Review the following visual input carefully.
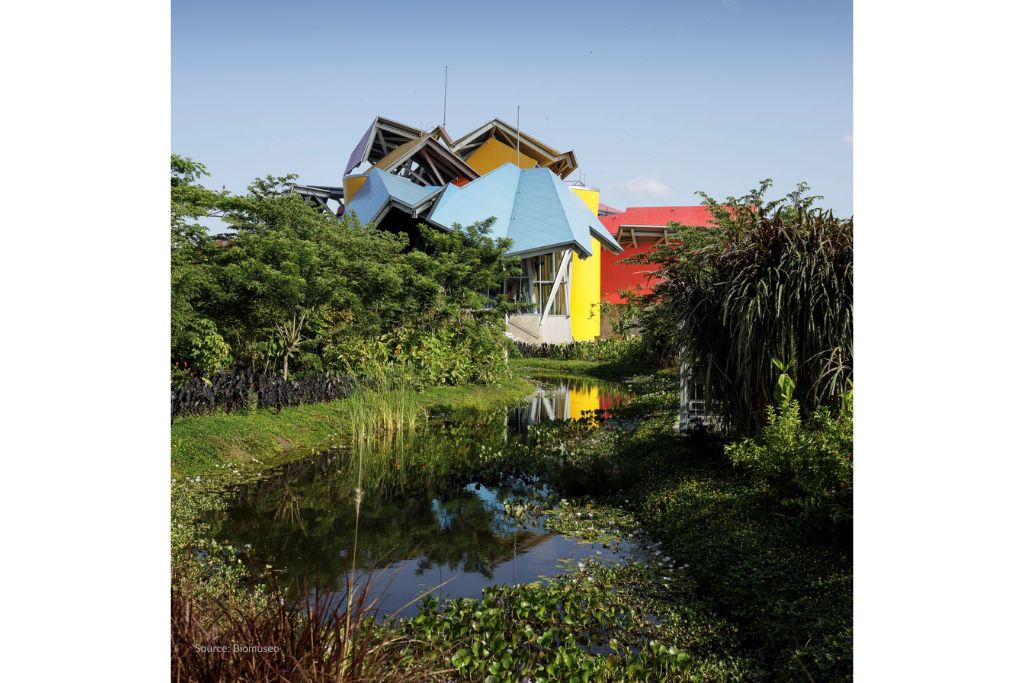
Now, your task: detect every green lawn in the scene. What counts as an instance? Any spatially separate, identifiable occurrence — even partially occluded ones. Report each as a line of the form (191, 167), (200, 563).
(510, 356), (658, 382)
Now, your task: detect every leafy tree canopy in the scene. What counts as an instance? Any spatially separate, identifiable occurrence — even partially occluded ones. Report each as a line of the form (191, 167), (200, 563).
(170, 156), (519, 383)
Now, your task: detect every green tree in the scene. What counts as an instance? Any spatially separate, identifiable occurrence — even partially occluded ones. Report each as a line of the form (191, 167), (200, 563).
(171, 155), (522, 384)
(171, 155), (230, 373)
(208, 175), (414, 378)
(409, 219), (524, 328)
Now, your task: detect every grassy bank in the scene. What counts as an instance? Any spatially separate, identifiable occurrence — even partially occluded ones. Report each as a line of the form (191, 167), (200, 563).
(510, 356), (659, 383)
(171, 374), (533, 480)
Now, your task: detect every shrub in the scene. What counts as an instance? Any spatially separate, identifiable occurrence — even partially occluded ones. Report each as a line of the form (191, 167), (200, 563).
(513, 338), (648, 363)
(171, 156), (521, 388)
(725, 396), (853, 530)
(188, 319), (233, 375)
(325, 320), (510, 390)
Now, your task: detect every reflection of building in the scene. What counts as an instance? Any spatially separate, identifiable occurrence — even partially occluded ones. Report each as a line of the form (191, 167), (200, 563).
(305, 116), (624, 344)
(508, 378), (628, 431)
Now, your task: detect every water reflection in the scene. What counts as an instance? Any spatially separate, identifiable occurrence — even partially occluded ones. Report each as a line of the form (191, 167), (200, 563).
(209, 376), (634, 616)
(509, 376), (632, 432)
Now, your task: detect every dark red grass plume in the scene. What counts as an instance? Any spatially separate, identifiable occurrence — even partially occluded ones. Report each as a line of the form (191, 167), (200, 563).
(171, 573), (430, 682)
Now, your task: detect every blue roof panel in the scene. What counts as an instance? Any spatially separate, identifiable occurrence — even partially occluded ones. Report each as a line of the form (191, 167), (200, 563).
(377, 170), (440, 208)
(507, 168), (576, 255)
(428, 163), (519, 237)
(427, 163), (621, 257)
(344, 169), (440, 225)
(550, 176), (621, 253)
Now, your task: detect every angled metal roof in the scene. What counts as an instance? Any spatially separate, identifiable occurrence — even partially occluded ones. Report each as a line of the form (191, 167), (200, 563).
(371, 134), (479, 186)
(451, 119), (579, 179)
(426, 163), (621, 257)
(342, 168), (440, 225)
(344, 116), (427, 176)
(292, 184), (344, 215)
(428, 125), (454, 147)
(598, 205), (718, 248)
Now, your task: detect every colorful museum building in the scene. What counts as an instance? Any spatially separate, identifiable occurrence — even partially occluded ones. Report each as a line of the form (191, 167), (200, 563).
(311, 115), (716, 344)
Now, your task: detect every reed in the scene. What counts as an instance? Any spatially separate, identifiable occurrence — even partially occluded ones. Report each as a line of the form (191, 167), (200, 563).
(643, 204), (853, 433)
(345, 378), (426, 441)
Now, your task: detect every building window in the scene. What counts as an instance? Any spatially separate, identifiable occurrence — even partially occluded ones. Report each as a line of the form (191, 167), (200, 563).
(505, 250), (569, 315)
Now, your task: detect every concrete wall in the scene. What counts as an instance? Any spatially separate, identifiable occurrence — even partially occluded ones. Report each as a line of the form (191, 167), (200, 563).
(505, 313), (573, 345)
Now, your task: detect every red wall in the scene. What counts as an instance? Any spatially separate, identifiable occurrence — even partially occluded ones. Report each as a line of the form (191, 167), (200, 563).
(599, 206), (717, 304)
(600, 243), (661, 304)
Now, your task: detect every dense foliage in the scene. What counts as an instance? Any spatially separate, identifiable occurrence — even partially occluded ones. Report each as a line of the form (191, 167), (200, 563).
(171, 154), (522, 388)
(603, 374), (852, 681)
(726, 394), (853, 534)
(636, 180), (853, 432)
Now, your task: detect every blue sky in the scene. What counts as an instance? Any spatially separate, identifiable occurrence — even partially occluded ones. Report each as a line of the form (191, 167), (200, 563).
(173, 0), (851, 215)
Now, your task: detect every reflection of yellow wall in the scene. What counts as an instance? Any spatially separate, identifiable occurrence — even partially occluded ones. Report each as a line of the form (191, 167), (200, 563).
(568, 384), (600, 419)
(570, 186), (601, 341)
(465, 137), (538, 175)
(343, 174), (367, 203)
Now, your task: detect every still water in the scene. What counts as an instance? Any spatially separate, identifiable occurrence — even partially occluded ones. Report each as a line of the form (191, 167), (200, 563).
(209, 376), (633, 617)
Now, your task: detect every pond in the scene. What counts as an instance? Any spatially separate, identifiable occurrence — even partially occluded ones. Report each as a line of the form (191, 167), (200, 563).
(208, 375), (635, 617)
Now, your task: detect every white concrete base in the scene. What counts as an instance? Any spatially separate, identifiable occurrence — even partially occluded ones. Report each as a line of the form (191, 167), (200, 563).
(505, 314), (574, 344)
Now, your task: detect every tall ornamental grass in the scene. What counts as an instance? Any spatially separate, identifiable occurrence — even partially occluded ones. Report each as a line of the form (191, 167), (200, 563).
(641, 183), (853, 433)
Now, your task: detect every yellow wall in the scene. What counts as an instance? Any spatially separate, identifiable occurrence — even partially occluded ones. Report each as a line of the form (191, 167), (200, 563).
(343, 174), (368, 203)
(569, 187), (601, 341)
(465, 137), (538, 175)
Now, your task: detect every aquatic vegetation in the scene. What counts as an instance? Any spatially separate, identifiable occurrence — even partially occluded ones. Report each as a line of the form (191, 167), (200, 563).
(345, 379), (426, 439)
(544, 499), (639, 550)
(398, 559), (751, 682)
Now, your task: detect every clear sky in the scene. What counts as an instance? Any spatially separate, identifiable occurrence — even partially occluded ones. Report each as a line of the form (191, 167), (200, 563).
(173, 0), (852, 215)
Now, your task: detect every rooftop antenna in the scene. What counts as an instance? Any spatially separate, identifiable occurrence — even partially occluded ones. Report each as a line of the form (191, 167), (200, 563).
(516, 105), (521, 166)
(442, 66), (448, 128)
